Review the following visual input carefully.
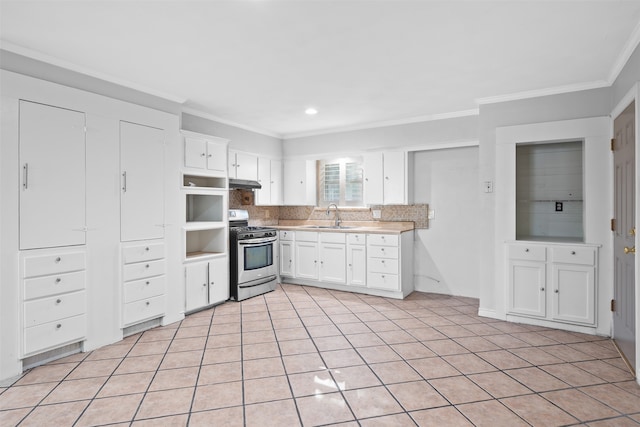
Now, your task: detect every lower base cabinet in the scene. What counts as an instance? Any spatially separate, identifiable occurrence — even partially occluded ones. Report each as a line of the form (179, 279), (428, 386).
(185, 256), (229, 312)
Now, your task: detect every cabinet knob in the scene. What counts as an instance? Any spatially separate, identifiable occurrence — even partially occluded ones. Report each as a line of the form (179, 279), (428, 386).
(55, 257), (62, 262)
(385, 177), (389, 180)
(381, 260), (385, 264)
(201, 153), (206, 157)
(540, 287), (545, 291)
(208, 154), (212, 157)
(145, 247), (150, 251)
(525, 249), (529, 253)
(348, 263), (352, 267)
(146, 281), (150, 285)
(55, 278), (62, 284)
(554, 289), (559, 293)
(146, 301), (150, 306)
(56, 299), (62, 304)
(56, 324), (62, 329)
(210, 282), (214, 285)
(145, 264), (150, 268)
(571, 251), (576, 255)
(203, 283), (207, 287)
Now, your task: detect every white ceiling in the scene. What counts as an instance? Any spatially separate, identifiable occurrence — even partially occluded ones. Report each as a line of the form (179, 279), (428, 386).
(1, 1), (640, 139)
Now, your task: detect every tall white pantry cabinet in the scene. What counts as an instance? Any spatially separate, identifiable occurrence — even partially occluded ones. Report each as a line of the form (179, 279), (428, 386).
(0, 70), (183, 383)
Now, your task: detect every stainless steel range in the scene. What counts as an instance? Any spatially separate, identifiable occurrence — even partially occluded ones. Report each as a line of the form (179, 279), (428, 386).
(229, 209), (278, 301)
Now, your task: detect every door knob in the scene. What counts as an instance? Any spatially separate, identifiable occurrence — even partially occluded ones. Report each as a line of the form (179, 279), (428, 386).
(624, 246), (636, 254)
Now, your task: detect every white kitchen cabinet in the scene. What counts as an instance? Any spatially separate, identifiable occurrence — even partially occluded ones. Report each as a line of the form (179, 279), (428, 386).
(367, 234), (401, 291)
(319, 233), (346, 284)
(120, 121), (165, 242)
(183, 132), (228, 176)
(229, 150), (258, 181)
(507, 242), (597, 327)
(122, 240), (165, 327)
(21, 248), (87, 356)
(363, 151), (411, 205)
(256, 157), (283, 205)
(295, 239), (319, 280)
(346, 234), (366, 287)
(19, 101), (86, 250)
(185, 256), (228, 312)
(279, 231), (295, 278)
(283, 159), (316, 205)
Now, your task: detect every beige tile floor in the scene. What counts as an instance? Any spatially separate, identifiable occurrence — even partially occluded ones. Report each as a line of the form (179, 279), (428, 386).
(1, 284), (639, 426)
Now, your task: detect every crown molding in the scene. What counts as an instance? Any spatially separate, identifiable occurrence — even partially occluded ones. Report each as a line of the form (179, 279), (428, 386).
(608, 19), (640, 84)
(475, 80), (610, 106)
(1, 41), (188, 104)
(283, 109), (480, 140)
(181, 107), (282, 139)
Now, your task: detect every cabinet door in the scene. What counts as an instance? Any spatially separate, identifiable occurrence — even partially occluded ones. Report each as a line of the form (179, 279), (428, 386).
(551, 264), (595, 325)
(320, 243), (346, 284)
(184, 137), (206, 169)
(256, 157), (272, 205)
(508, 260), (546, 317)
(383, 151), (406, 205)
(363, 152), (383, 205)
(206, 141), (227, 174)
(209, 257), (229, 305)
(235, 152), (258, 181)
(283, 159), (316, 205)
(280, 241), (295, 277)
(120, 121), (165, 242)
(228, 151), (237, 178)
(19, 101), (86, 249)
(185, 262), (209, 312)
(347, 244), (366, 287)
(295, 242), (318, 279)
(270, 159), (283, 205)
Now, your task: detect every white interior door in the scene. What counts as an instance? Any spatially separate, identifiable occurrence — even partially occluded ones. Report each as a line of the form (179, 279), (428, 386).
(613, 100), (636, 372)
(19, 101), (86, 249)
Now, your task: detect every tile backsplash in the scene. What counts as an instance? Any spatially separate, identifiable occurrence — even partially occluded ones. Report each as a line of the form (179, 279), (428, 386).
(229, 189), (429, 228)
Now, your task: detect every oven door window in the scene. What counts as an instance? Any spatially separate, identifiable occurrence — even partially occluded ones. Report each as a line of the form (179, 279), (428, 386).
(244, 243), (273, 270)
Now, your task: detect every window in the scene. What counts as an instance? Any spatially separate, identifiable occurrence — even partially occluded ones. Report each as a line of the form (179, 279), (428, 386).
(317, 157), (363, 207)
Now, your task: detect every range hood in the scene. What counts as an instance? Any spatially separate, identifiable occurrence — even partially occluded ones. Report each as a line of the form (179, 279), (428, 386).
(229, 178), (262, 190)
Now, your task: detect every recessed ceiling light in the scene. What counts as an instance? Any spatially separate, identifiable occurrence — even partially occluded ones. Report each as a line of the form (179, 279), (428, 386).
(305, 107), (318, 115)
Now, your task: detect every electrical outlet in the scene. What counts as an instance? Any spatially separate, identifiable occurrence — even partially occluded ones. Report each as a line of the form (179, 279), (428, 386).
(372, 209), (381, 219)
(428, 209), (435, 220)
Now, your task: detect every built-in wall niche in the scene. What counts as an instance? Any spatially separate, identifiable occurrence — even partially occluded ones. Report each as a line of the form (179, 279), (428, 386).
(185, 228), (226, 260)
(516, 140), (584, 242)
(186, 194), (224, 223)
(182, 174), (226, 190)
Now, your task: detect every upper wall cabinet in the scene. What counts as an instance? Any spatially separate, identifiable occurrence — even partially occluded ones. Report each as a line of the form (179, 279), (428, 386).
(256, 157), (283, 206)
(19, 101), (86, 250)
(363, 151), (412, 205)
(120, 121), (165, 242)
(183, 131), (228, 177)
(283, 159), (316, 205)
(229, 150), (258, 181)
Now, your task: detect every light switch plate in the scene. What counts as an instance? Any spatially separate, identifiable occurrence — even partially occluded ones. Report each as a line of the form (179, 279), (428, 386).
(428, 209), (435, 220)
(372, 209), (381, 219)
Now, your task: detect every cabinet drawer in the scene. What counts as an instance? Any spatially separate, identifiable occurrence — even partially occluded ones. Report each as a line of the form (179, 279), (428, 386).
(24, 290), (86, 327)
(368, 258), (399, 274)
(279, 230), (294, 241)
(508, 244), (546, 262)
(367, 234), (398, 247)
(123, 295), (165, 326)
(123, 242), (164, 264)
(123, 259), (165, 282)
(367, 272), (399, 291)
(552, 246), (596, 265)
(296, 231), (318, 242)
(24, 314), (86, 356)
(24, 271), (85, 300)
(347, 233), (366, 245)
(124, 276), (165, 303)
(24, 251), (85, 278)
(320, 232), (346, 244)
(367, 246), (399, 259)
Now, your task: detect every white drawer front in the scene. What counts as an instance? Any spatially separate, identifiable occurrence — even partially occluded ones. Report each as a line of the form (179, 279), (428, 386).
(123, 259), (165, 282)
(24, 291), (86, 327)
(320, 232), (346, 244)
(24, 252), (85, 278)
(24, 314), (86, 356)
(368, 258), (399, 274)
(124, 295), (165, 326)
(367, 246), (399, 259)
(367, 272), (399, 291)
(367, 234), (398, 247)
(279, 230), (294, 241)
(123, 242), (165, 264)
(24, 271), (86, 300)
(347, 233), (366, 245)
(552, 246), (596, 265)
(508, 244), (546, 262)
(295, 231), (318, 242)
(124, 276), (165, 303)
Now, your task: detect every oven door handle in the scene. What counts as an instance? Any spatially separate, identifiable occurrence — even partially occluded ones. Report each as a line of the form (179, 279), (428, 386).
(238, 237), (277, 245)
(238, 275), (277, 288)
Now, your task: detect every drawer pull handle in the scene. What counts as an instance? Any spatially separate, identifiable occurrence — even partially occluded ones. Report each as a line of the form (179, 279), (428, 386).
(56, 299), (62, 304)
(624, 246), (636, 254)
(571, 251), (576, 255)
(145, 264), (150, 268)
(146, 301), (150, 306)
(56, 324), (62, 329)
(381, 260), (385, 263)
(145, 247), (150, 251)
(525, 249), (529, 253)
(146, 281), (150, 285)
(55, 257), (62, 262)
(55, 278), (61, 284)
(381, 275), (385, 278)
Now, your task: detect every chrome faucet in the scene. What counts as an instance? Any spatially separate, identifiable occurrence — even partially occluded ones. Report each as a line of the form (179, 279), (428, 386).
(326, 203), (341, 227)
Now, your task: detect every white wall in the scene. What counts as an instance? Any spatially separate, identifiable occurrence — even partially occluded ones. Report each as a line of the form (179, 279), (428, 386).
(413, 147), (481, 297)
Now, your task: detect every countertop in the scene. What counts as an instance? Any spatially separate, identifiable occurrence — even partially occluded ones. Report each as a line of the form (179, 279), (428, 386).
(274, 220), (415, 234)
